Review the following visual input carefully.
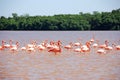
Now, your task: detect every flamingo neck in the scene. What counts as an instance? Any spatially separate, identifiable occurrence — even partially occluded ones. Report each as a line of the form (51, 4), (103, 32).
(105, 40), (109, 47)
(16, 42), (19, 47)
(9, 40), (13, 47)
(2, 40), (4, 46)
(86, 42), (91, 51)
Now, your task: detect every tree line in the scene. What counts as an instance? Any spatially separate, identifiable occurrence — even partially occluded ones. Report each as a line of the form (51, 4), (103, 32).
(0, 8), (120, 30)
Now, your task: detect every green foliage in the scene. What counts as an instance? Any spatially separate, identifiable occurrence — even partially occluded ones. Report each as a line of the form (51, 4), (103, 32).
(0, 9), (120, 30)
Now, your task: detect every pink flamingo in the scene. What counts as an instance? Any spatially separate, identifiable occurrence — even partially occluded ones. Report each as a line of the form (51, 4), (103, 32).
(48, 40), (62, 55)
(112, 40), (120, 50)
(81, 41), (91, 53)
(9, 41), (19, 53)
(115, 40), (120, 50)
(46, 41), (55, 49)
(0, 40), (5, 50)
(96, 40), (113, 54)
(104, 40), (113, 50)
(112, 43), (120, 50)
(99, 40), (107, 49)
(115, 45), (120, 50)
(98, 40), (111, 49)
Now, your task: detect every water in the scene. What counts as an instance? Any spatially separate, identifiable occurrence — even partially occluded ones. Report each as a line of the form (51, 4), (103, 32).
(0, 31), (120, 80)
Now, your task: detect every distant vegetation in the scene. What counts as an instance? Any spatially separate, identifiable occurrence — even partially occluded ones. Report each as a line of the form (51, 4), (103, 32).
(0, 9), (120, 30)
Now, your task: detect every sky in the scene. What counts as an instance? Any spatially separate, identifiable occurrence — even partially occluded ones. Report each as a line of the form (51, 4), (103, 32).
(0, 0), (120, 17)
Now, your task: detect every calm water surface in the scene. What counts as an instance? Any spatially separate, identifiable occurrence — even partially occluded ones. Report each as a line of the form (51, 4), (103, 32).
(0, 31), (120, 80)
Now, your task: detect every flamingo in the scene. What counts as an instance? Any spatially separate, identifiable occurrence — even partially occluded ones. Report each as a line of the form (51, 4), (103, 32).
(37, 40), (50, 51)
(81, 45), (90, 52)
(90, 32), (95, 43)
(90, 38), (94, 43)
(0, 40), (5, 50)
(9, 41), (19, 53)
(74, 38), (82, 46)
(115, 40), (120, 50)
(27, 44), (34, 48)
(112, 40), (120, 50)
(10, 45), (18, 53)
(97, 49), (106, 54)
(0, 46), (3, 50)
(74, 42), (81, 46)
(46, 41), (55, 49)
(115, 45), (120, 50)
(21, 43), (26, 51)
(48, 40), (62, 55)
(98, 40), (112, 49)
(40, 40), (48, 47)
(48, 45), (61, 55)
(9, 40), (13, 48)
(74, 48), (82, 52)
(64, 42), (73, 50)
(26, 42), (36, 53)
(4, 42), (10, 48)
(92, 40), (99, 48)
(27, 47), (35, 53)
(81, 41), (91, 53)
(74, 41), (82, 53)
(21, 47), (26, 51)
(37, 44), (46, 51)
(112, 43), (120, 50)
(46, 43), (53, 49)
(97, 40), (113, 54)
(105, 46), (113, 50)
(99, 44), (106, 48)
(104, 40), (113, 50)
(93, 43), (98, 48)
(3, 40), (15, 48)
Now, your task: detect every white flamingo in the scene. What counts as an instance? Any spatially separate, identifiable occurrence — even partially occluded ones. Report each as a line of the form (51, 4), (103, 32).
(27, 47), (35, 53)
(21, 47), (26, 51)
(74, 42), (81, 46)
(37, 44), (46, 51)
(92, 40), (99, 48)
(64, 42), (73, 50)
(93, 43), (98, 48)
(10, 45), (18, 53)
(74, 48), (82, 52)
(97, 49), (106, 54)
